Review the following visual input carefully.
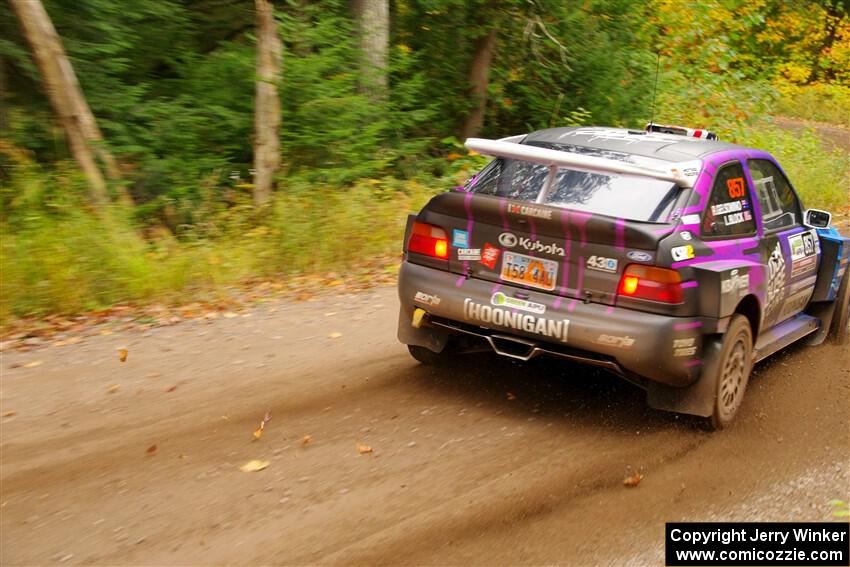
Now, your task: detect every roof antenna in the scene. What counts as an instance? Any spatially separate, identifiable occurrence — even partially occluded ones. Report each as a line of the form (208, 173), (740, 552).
(648, 52), (661, 130)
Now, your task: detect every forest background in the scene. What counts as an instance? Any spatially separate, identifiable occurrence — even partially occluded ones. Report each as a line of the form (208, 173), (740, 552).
(1, 0), (848, 327)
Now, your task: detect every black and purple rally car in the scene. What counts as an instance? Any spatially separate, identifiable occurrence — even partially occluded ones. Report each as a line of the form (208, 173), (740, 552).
(397, 125), (850, 428)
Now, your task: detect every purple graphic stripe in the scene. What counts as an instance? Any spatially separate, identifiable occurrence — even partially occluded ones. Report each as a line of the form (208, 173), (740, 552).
(674, 321), (703, 330)
(681, 281), (699, 289)
(615, 218), (625, 251)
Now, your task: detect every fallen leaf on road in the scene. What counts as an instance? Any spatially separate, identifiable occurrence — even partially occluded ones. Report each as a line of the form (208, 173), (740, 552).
(22, 360), (43, 369)
(240, 460), (270, 472)
(324, 312), (337, 317)
(301, 435), (313, 446)
(357, 444), (373, 454)
(253, 410), (272, 440)
(107, 384), (121, 394)
(3, 411), (16, 418)
(223, 312), (238, 319)
(100, 329), (113, 336)
(623, 473), (643, 487)
(506, 392), (516, 401)
(118, 348), (128, 362)
(146, 444), (157, 455)
(165, 385), (178, 392)
(328, 332), (343, 339)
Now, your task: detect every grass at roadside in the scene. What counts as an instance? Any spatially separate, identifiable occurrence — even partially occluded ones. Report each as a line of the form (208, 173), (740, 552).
(0, 172), (440, 326)
(773, 83), (850, 127)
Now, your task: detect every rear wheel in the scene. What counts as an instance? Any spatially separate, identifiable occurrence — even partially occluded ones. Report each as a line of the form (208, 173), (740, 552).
(706, 315), (753, 430)
(828, 265), (850, 345)
(407, 344), (450, 366)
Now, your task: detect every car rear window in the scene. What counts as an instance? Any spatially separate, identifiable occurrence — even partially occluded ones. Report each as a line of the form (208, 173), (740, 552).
(467, 143), (681, 222)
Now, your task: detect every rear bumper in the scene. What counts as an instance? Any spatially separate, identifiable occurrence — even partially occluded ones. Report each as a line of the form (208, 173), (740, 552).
(398, 261), (713, 387)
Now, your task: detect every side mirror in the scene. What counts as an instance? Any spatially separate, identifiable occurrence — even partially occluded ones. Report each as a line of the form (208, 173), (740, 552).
(803, 209), (832, 229)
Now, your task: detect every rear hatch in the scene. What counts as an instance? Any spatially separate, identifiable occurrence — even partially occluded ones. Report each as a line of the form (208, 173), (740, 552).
(417, 154), (683, 306)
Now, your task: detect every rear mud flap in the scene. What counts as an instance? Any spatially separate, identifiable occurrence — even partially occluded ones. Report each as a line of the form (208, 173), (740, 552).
(397, 305), (449, 353)
(646, 339), (720, 418)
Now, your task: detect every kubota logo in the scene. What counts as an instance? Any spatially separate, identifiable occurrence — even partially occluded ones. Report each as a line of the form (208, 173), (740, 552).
(498, 232), (518, 247)
(499, 232), (565, 257)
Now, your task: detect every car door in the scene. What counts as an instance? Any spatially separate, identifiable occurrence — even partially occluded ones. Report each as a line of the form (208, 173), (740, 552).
(746, 158), (819, 330)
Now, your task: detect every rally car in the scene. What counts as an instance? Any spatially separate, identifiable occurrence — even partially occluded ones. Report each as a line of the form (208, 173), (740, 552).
(397, 125), (850, 429)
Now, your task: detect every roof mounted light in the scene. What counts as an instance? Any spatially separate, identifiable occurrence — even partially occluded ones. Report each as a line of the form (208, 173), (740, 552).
(645, 122), (718, 141)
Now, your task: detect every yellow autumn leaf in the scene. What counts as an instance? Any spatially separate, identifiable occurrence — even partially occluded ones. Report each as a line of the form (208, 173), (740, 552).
(240, 460), (270, 472)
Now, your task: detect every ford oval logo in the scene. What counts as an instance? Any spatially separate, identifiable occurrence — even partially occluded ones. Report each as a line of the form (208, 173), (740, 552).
(627, 250), (653, 262)
(499, 232), (518, 247)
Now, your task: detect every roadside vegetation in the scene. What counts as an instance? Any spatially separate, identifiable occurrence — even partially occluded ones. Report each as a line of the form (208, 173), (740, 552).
(1, 0), (848, 327)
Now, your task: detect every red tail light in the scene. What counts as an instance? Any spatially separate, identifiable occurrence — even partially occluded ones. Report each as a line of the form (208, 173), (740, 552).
(617, 264), (683, 304)
(408, 222), (449, 259)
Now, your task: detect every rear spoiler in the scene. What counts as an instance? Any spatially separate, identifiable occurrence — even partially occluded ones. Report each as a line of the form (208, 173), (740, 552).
(465, 137), (700, 190)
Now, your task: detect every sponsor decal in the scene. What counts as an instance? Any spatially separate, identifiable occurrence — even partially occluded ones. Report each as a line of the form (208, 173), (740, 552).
(507, 203), (553, 220)
(671, 245), (694, 262)
(673, 337), (696, 357)
(789, 230), (818, 277)
(452, 229), (469, 248)
(721, 269), (749, 298)
(764, 242), (786, 319)
(463, 298), (569, 342)
(499, 232), (566, 257)
(743, 210), (752, 221)
(682, 167), (700, 177)
(498, 232), (518, 247)
(414, 291), (441, 307)
(491, 291), (546, 314)
(791, 255), (817, 278)
(596, 334), (634, 348)
(627, 250), (653, 262)
(479, 243), (501, 269)
(726, 177), (746, 198)
(680, 231), (692, 241)
(586, 255), (619, 273)
(458, 248), (481, 261)
(681, 214), (701, 225)
(711, 200), (743, 216)
(788, 233), (806, 260)
(723, 212), (746, 226)
(803, 232), (815, 255)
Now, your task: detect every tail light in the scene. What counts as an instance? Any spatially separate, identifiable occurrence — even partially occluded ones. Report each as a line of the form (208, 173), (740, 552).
(617, 264), (683, 304)
(408, 221), (449, 259)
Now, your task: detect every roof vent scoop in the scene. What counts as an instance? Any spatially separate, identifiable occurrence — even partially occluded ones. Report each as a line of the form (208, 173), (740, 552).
(645, 122), (718, 141)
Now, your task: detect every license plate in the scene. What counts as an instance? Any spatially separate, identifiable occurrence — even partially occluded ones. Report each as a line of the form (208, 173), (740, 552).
(500, 252), (557, 291)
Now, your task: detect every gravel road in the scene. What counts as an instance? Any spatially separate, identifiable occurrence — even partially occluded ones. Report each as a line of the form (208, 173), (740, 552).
(1, 285), (848, 566)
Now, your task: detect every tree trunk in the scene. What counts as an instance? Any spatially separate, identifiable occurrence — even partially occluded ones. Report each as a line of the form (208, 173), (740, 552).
(9, 0), (119, 206)
(460, 28), (497, 141)
(253, 0), (282, 208)
(352, 0), (389, 101)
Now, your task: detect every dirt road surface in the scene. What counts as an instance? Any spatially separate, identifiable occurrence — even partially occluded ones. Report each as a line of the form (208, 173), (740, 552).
(2, 286), (848, 566)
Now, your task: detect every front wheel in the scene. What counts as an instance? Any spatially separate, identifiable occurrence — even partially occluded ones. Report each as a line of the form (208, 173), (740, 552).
(705, 314), (753, 430)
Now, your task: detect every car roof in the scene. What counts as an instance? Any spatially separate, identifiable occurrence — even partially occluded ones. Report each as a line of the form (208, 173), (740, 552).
(522, 126), (747, 163)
